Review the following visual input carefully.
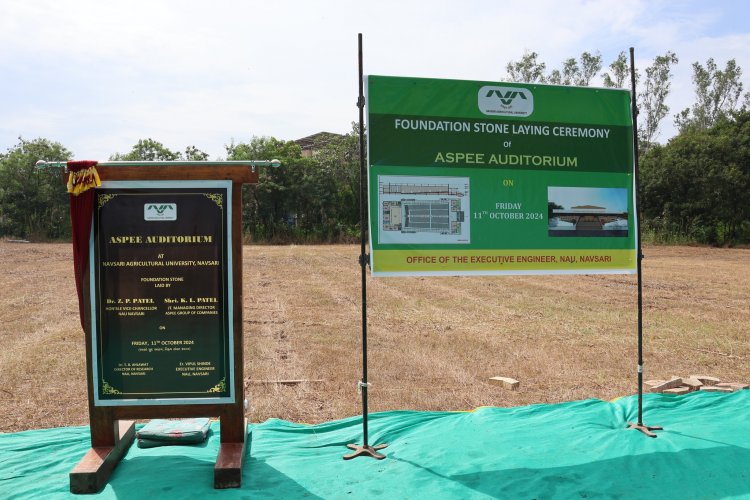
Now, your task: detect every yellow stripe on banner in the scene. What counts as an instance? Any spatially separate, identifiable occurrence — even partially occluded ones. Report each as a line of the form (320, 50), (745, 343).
(373, 249), (636, 274)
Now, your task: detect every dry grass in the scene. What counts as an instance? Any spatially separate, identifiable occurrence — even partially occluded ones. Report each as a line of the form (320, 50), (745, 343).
(1, 243), (748, 432)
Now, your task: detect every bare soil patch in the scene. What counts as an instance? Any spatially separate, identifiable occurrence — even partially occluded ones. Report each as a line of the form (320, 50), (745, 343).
(1, 243), (748, 432)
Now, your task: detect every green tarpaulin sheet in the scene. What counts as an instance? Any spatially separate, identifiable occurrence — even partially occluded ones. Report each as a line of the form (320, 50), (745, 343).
(1, 391), (749, 498)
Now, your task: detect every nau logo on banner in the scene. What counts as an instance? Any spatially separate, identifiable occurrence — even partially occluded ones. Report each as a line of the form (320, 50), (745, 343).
(144, 203), (177, 221)
(478, 86), (534, 117)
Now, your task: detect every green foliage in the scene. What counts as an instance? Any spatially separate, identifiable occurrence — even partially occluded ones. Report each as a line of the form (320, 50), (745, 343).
(602, 51), (633, 89)
(507, 49), (677, 153)
(3, 64), (746, 248)
(506, 50), (602, 86)
(183, 145), (209, 161)
(547, 201), (563, 220)
(0, 131), (364, 245)
(313, 123), (362, 229)
(641, 111), (750, 245)
(547, 52), (602, 87)
(110, 139), (210, 162)
(110, 138), (181, 161)
(0, 138), (73, 240)
(504, 51), (547, 83)
(226, 129), (361, 243)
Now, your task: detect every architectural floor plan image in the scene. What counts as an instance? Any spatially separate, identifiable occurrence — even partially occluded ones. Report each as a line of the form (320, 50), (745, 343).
(377, 175), (470, 244)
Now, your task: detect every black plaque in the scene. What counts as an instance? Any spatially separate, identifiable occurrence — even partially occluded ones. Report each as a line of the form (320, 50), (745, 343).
(92, 183), (233, 404)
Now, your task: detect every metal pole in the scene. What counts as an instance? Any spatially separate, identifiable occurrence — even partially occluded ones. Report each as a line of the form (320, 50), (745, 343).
(629, 47), (644, 425)
(627, 47), (662, 437)
(358, 32), (370, 448)
(35, 160), (281, 171)
(344, 33), (387, 460)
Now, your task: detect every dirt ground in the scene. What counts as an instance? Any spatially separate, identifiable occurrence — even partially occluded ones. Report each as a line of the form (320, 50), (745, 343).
(0, 242), (748, 432)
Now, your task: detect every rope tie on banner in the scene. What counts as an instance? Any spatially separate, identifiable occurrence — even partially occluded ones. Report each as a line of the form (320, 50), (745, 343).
(357, 381), (370, 394)
(67, 164), (101, 195)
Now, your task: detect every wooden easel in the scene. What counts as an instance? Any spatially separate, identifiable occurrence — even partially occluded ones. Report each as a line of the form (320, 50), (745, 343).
(69, 163), (257, 493)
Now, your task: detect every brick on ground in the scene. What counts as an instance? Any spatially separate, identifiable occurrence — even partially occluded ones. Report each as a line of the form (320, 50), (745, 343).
(649, 377), (683, 393)
(645, 379), (666, 389)
(700, 385), (734, 393)
(690, 375), (721, 386)
(681, 377), (703, 391)
(716, 382), (749, 391)
(489, 376), (520, 390)
(663, 387), (691, 395)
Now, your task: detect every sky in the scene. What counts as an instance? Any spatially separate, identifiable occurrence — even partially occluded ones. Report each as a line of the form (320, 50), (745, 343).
(548, 187), (628, 212)
(1, 0), (749, 160)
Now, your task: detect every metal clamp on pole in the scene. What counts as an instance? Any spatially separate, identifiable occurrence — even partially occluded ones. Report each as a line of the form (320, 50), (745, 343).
(358, 253), (370, 268)
(357, 380), (370, 395)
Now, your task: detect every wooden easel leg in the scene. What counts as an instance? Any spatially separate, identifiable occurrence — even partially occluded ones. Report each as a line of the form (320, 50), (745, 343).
(214, 417), (248, 489)
(70, 420), (135, 494)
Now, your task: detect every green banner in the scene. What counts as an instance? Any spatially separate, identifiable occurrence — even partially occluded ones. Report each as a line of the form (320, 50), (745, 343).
(366, 75), (636, 276)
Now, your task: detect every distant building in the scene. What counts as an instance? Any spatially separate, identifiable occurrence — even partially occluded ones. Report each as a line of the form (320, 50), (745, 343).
(295, 132), (343, 157)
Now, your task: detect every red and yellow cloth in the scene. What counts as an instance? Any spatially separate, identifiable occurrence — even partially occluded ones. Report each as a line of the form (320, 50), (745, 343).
(66, 160), (101, 195)
(67, 160), (100, 329)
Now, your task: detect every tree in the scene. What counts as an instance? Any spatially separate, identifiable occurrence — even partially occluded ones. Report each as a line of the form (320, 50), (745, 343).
(505, 51), (547, 83)
(505, 49), (677, 149)
(675, 58), (749, 131)
(312, 123), (362, 231)
(547, 52), (602, 86)
(0, 138), (73, 239)
(638, 51), (679, 150)
(225, 130), (363, 243)
(547, 58), (576, 85)
(547, 201), (564, 220)
(110, 138), (181, 161)
(110, 139), (211, 161)
(183, 146), (210, 161)
(641, 111), (750, 244)
(506, 51), (602, 86)
(602, 51), (633, 89)
(226, 136), (307, 241)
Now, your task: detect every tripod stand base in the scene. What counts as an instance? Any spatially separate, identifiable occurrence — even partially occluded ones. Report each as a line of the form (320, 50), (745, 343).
(627, 421), (663, 438)
(343, 443), (387, 460)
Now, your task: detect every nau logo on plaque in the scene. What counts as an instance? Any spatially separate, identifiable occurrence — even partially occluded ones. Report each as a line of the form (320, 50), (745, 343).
(144, 203), (177, 221)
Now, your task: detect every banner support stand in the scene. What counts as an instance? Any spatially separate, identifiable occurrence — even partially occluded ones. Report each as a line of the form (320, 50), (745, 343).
(345, 33), (387, 460)
(626, 46), (663, 438)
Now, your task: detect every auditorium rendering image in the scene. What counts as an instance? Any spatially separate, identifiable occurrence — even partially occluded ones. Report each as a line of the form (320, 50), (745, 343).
(548, 186), (629, 237)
